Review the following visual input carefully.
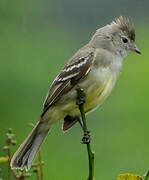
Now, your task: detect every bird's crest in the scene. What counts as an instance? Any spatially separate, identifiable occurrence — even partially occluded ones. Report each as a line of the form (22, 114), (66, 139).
(112, 16), (135, 41)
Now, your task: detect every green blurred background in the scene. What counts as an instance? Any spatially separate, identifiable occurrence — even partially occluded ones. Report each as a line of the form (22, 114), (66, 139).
(0, 0), (149, 179)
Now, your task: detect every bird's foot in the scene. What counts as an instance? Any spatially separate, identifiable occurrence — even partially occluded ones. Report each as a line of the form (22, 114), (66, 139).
(82, 131), (91, 144)
(76, 88), (86, 106)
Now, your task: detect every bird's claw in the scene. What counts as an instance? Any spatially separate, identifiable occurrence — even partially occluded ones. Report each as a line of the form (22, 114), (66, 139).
(76, 88), (86, 106)
(82, 131), (91, 144)
(76, 96), (86, 106)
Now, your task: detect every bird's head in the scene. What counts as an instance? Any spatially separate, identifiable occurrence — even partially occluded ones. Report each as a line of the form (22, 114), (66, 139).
(90, 16), (141, 58)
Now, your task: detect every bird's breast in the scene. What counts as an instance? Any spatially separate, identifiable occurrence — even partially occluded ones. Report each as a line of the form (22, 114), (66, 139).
(82, 67), (118, 112)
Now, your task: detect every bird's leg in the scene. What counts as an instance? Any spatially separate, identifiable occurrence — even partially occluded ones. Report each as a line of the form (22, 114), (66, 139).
(78, 118), (84, 130)
(77, 118), (91, 144)
(76, 87), (95, 180)
(76, 88), (91, 144)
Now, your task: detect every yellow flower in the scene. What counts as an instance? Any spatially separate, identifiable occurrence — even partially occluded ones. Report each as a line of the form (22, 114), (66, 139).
(118, 174), (143, 180)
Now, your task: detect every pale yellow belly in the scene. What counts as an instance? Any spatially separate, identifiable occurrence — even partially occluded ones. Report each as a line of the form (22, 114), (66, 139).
(44, 72), (117, 124)
(43, 65), (118, 124)
(60, 73), (117, 118)
(84, 74), (116, 113)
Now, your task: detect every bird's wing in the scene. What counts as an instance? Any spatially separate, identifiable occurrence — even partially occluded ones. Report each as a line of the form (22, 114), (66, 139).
(41, 51), (94, 117)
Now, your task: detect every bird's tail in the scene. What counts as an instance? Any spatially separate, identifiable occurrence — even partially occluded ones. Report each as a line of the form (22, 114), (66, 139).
(10, 120), (51, 170)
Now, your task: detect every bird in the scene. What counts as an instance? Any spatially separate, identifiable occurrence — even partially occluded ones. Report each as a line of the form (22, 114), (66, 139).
(10, 16), (141, 170)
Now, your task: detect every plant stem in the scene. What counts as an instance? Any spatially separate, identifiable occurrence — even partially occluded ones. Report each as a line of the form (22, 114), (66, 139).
(38, 151), (44, 180)
(7, 146), (11, 180)
(35, 168), (40, 180)
(76, 88), (95, 180)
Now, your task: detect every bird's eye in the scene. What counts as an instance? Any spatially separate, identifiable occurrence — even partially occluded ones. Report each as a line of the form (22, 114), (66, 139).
(122, 37), (128, 43)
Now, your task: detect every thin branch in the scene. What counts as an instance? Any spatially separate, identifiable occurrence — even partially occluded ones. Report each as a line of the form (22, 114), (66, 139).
(5, 128), (14, 180)
(33, 167), (40, 180)
(7, 146), (11, 180)
(38, 150), (44, 180)
(76, 88), (95, 180)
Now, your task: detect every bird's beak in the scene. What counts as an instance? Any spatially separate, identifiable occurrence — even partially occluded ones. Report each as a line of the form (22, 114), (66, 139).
(130, 44), (141, 54)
